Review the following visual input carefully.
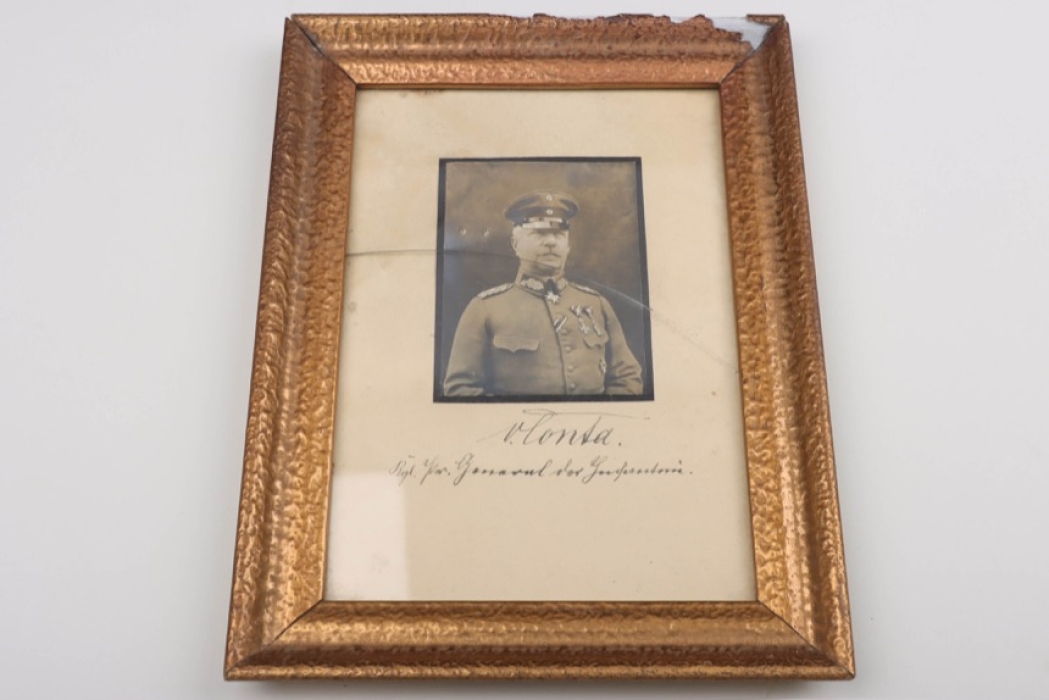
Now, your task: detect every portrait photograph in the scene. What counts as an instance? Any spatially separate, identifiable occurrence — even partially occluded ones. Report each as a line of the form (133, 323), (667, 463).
(435, 158), (654, 402)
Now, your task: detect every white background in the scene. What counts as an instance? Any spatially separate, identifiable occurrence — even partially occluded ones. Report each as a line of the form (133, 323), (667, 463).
(2, 2), (1047, 699)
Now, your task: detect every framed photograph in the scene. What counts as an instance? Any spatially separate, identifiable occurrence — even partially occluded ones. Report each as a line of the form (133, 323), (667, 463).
(225, 14), (854, 680)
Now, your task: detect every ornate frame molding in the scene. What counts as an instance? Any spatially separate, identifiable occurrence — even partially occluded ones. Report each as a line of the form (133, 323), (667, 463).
(225, 14), (853, 680)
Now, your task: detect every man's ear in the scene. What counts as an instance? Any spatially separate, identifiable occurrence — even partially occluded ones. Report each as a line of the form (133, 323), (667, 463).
(509, 228), (519, 253)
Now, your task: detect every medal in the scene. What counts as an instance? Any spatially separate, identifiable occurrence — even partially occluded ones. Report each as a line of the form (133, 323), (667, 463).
(570, 305), (591, 334)
(583, 306), (603, 336)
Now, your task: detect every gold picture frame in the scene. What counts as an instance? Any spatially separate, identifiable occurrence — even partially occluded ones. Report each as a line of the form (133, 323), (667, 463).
(225, 14), (853, 680)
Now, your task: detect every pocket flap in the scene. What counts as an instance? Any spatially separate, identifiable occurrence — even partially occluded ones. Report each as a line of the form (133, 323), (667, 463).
(582, 333), (607, 349)
(493, 334), (540, 353)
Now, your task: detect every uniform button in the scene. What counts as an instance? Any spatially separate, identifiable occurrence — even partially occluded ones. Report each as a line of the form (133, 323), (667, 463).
(569, 383), (577, 390)
(567, 365), (575, 372)
(564, 345), (573, 352)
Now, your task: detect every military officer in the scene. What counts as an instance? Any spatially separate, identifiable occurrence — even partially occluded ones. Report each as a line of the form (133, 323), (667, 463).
(443, 191), (643, 397)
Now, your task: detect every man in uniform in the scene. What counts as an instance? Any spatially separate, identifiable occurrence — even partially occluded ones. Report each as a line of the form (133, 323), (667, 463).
(443, 191), (644, 397)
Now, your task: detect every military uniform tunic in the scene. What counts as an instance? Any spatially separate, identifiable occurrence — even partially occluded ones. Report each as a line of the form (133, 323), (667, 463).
(443, 275), (643, 396)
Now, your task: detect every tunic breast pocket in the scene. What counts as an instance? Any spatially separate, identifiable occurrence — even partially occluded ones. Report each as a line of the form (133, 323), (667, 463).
(492, 334), (540, 353)
(582, 333), (606, 350)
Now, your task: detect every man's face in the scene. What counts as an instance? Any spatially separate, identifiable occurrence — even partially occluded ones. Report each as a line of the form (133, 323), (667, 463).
(511, 226), (571, 275)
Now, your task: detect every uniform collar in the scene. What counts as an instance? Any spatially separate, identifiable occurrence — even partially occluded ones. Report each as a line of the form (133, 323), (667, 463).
(516, 271), (568, 295)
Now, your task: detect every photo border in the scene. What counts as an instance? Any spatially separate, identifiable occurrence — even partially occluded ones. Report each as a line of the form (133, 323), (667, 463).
(433, 156), (655, 403)
(225, 14), (854, 680)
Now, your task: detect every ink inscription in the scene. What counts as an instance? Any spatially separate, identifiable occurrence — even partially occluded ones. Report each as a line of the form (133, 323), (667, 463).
(389, 409), (690, 487)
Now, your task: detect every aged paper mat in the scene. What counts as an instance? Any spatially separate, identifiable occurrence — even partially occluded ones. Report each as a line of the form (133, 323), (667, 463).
(327, 90), (755, 601)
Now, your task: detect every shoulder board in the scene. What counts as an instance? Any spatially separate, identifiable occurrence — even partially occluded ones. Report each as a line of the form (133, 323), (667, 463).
(570, 282), (601, 296)
(477, 283), (513, 299)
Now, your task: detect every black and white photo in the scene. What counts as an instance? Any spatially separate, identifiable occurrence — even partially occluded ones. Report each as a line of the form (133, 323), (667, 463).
(434, 158), (654, 402)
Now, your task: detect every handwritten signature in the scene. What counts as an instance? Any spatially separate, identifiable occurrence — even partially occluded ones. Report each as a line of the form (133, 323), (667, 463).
(492, 408), (630, 447)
